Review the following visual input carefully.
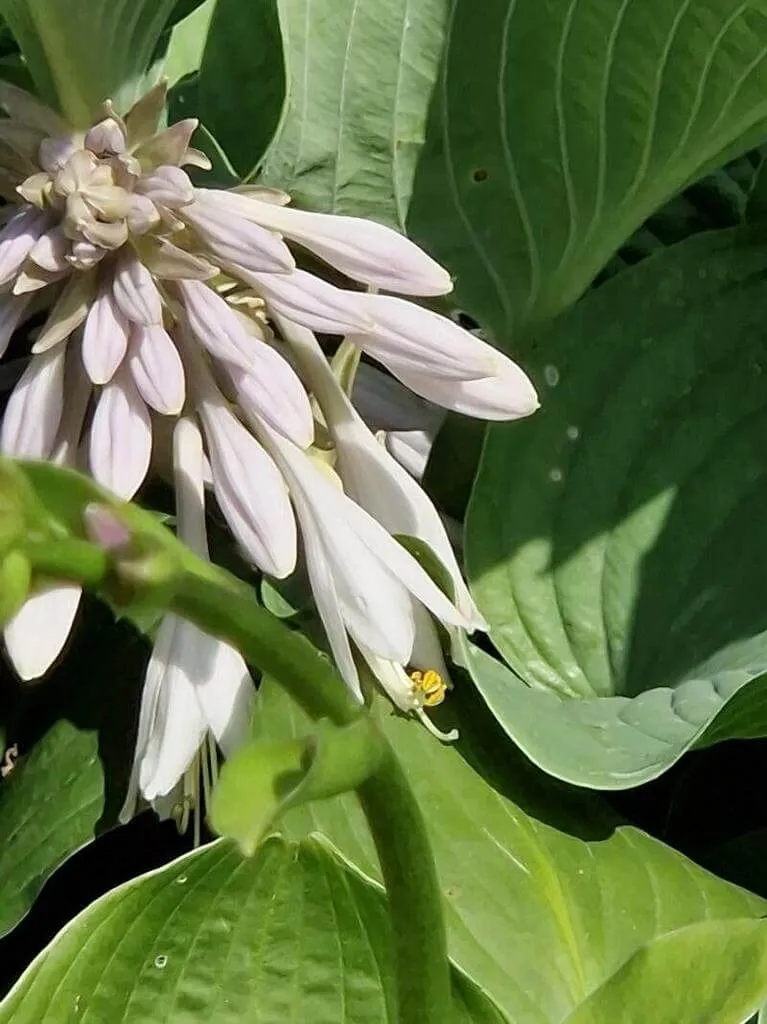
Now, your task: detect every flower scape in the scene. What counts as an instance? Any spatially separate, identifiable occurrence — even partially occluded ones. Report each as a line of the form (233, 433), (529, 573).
(0, 79), (538, 819)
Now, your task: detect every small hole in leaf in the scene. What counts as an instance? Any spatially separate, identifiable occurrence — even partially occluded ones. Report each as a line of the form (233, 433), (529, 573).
(472, 168), (488, 183)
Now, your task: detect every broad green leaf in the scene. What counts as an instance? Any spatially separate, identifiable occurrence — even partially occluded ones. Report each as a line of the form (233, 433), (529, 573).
(563, 920), (767, 1024)
(196, 0), (284, 178)
(408, 0), (767, 342)
(255, 680), (767, 1024)
(160, 0), (216, 88)
(466, 227), (767, 788)
(0, 0), (178, 124)
(0, 603), (145, 937)
(254, 0), (452, 228)
(0, 836), (504, 1023)
(210, 716), (385, 855)
(0, 721), (101, 939)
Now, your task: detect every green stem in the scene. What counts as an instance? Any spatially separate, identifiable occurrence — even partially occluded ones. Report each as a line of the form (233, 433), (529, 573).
(358, 745), (453, 1024)
(170, 569), (360, 727)
(25, 537), (110, 586)
(24, 531), (451, 1024)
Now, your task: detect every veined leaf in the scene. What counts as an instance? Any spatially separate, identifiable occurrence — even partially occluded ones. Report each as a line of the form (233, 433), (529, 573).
(0, 603), (146, 937)
(254, 0), (453, 228)
(0, 836), (504, 1023)
(466, 227), (767, 787)
(409, 0), (767, 342)
(256, 680), (767, 1024)
(0, 0), (178, 123)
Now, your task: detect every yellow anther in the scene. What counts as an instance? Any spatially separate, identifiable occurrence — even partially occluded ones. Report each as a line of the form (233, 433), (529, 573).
(410, 668), (447, 708)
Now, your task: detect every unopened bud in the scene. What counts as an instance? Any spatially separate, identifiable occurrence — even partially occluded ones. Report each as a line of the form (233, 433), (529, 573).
(83, 503), (131, 550)
(84, 117), (126, 156)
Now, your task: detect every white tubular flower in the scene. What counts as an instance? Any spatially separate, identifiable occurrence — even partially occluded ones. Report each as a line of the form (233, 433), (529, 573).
(121, 418), (254, 825)
(1, 345), (65, 457)
(201, 189), (452, 296)
(282, 319), (485, 630)
(128, 324), (185, 415)
(0, 206), (49, 285)
(81, 283), (129, 384)
(4, 584), (81, 681)
(0, 81), (539, 743)
(0, 292), (32, 359)
(111, 251), (163, 325)
(181, 195), (295, 275)
(3, 352), (89, 682)
(89, 367), (152, 499)
(347, 293), (539, 420)
(244, 269), (374, 336)
(183, 337), (297, 578)
(351, 361), (445, 481)
(260, 420), (471, 700)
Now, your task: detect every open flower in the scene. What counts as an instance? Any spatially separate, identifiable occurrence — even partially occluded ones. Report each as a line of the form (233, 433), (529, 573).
(0, 79), (538, 756)
(120, 418), (254, 827)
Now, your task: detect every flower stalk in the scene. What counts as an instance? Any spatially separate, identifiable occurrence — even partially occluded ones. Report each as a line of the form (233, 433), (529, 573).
(6, 455), (452, 1024)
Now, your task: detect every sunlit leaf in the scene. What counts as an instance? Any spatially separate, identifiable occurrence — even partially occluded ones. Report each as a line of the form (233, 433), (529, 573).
(256, 680), (767, 1023)
(409, 0), (767, 341)
(466, 227), (767, 787)
(0, 0), (178, 123)
(0, 836), (504, 1023)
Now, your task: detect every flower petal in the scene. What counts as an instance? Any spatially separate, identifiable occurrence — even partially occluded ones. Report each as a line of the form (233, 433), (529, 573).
(247, 269), (373, 335)
(0, 291), (31, 359)
(29, 226), (69, 272)
(4, 584), (81, 681)
(89, 368), (152, 498)
(129, 324), (185, 415)
(283, 319), (484, 626)
(200, 398), (296, 578)
(31, 270), (96, 354)
(183, 195), (294, 274)
(192, 638), (254, 755)
(176, 278), (253, 370)
(135, 165), (194, 208)
(111, 251), (163, 325)
(298, 508), (363, 700)
(352, 294), (497, 381)
(173, 415), (209, 555)
(81, 285), (129, 384)
(136, 616), (208, 801)
(1, 345), (65, 457)
(390, 362), (540, 420)
(207, 190), (452, 296)
(0, 205), (49, 285)
(264, 428), (419, 663)
(231, 349), (314, 449)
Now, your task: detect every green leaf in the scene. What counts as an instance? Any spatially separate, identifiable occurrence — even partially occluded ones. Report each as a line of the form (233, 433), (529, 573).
(255, 0), (452, 228)
(210, 715), (385, 855)
(0, 721), (101, 939)
(466, 227), (767, 788)
(0, 603), (146, 937)
(408, 0), (767, 342)
(562, 920), (767, 1024)
(196, 0), (284, 178)
(254, 680), (767, 1024)
(160, 0), (216, 89)
(0, 0), (178, 124)
(0, 836), (504, 1023)
(423, 413), (486, 522)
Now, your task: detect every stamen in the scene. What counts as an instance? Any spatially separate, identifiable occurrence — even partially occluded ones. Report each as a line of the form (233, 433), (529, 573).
(170, 734), (221, 846)
(409, 668), (457, 741)
(410, 668), (447, 707)
(415, 707), (458, 743)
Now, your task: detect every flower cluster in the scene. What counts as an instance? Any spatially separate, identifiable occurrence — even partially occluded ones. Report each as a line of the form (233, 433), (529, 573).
(0, 80), (538, 817)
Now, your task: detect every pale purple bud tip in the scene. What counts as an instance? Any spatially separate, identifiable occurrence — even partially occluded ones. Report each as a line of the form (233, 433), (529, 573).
(83, 503), (132, 550)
